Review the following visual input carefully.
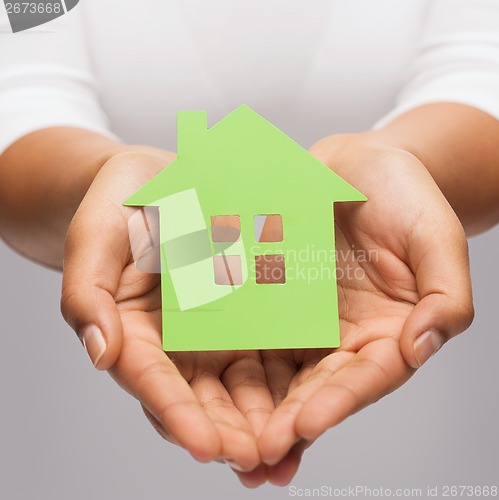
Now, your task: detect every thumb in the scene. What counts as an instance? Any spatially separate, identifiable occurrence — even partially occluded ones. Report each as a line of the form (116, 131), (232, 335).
(61, 151), (172, 370)
(400, 212), (474, 369)
(61, 198), (129, 370)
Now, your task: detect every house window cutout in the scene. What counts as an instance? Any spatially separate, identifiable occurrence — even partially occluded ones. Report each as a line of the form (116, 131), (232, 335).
(214, 255), (243, 286)
(255, 254), (285, 284)
(211, 215), (240, 242)
(254, 214), (283, 242)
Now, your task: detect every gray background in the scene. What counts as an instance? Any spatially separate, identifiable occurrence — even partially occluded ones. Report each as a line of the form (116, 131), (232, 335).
(0, 228), (498, 500)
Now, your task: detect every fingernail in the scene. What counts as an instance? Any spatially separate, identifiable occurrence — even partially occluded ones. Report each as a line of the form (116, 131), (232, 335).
(263, 456), (281, 466)
(223, 459), (246, 472)
(81, 325), (106, 368)
(413, 330), (444, 367)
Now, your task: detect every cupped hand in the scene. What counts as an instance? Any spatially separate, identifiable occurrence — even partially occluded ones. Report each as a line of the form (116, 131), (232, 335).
(59, 133), (474, 489)
(60, 150), (279, 474)
(255, 132), (474, 483)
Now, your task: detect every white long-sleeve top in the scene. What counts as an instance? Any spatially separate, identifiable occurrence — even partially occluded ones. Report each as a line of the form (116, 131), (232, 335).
(1, 0), (499, 153)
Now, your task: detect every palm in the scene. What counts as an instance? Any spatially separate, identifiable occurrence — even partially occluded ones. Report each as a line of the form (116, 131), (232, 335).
(255, 139), (472, 483)
(63, 153), (273, 474)
(108, 145), (455, 486)
(63, 142), (472, 488)
(255, 222), (416, 473)
(89, 179), (421, 486)
(102, 257), (300, 485)
(110, 261), (272, 472)
(111, 261), (328, 486)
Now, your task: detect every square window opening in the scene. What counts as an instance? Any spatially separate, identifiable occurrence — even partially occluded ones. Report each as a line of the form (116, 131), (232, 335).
(213, 255), (242, 286)
(211, 215), (240, 242)
(255, 254), (285, 284)
(254, 214), (283, 242)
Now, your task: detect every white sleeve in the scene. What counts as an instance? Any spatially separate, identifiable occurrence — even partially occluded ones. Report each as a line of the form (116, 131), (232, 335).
(374, 0), (499, 128)
(0, 6), (117, 154)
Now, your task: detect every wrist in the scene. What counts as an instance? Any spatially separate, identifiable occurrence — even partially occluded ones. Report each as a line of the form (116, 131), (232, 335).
(310, 130), (427, 181)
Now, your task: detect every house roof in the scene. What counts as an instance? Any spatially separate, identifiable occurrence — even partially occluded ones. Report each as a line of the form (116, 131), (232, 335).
(124, 105), (366, 208)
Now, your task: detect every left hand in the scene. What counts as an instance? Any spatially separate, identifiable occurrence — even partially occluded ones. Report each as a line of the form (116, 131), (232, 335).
(236, 132), (474, 486)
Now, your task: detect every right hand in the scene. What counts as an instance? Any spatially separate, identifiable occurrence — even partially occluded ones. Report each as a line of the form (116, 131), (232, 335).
(60, 150), (277, 476)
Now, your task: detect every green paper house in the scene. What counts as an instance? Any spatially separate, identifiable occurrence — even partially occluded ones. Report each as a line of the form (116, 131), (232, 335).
(125, 105), (365, 352)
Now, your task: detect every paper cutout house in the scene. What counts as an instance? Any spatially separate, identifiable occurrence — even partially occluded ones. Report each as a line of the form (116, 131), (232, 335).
(125, 105), (365, 351)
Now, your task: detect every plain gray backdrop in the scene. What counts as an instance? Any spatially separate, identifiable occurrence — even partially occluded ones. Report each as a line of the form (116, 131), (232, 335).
(0, 228), (498, 499)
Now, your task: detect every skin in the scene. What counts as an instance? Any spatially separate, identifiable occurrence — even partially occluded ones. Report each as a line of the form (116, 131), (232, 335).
(0, 103), (498, 487)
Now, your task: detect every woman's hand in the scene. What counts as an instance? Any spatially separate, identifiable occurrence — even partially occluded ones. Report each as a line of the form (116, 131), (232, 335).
(59, 129), (475, 488)
(3, 104), (494, 488)
(60, 151), (277, 472)
(253, 132), (474, 485)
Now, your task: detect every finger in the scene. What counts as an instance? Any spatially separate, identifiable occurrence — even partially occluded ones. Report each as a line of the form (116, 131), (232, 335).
(288, 348), (331, 393)
(234, 464), (268, 489)
(141, 405), (176, 444)
(258, 350), (354, 465)
(61, 199), (127, 370)
(266, 440), (308, 486)
(189, 369), (261, 472)
(400, 212), (474, 368)
(61, 154), (168, 370)
(222, 355), (275, 436)
(295, 338), (412, 442)
(234, 441), (308, 488)
(261, 350), (298, 406)
(108, 314), (222, 463)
